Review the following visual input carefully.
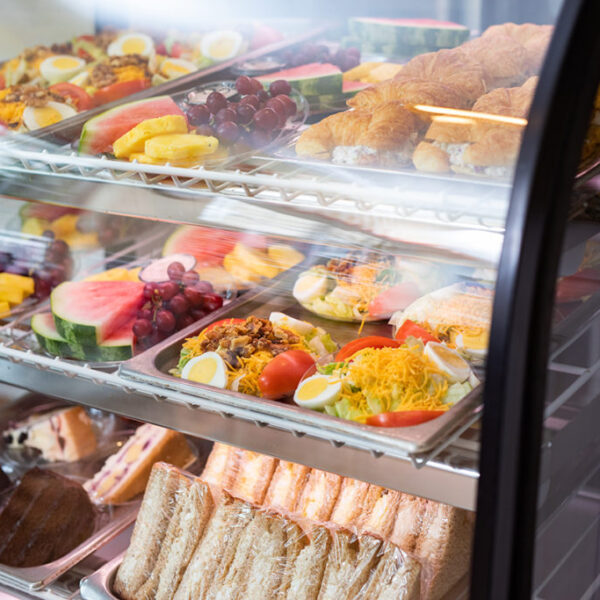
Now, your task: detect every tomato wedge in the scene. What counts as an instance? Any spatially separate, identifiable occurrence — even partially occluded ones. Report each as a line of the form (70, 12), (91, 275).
(394, 320), (440, 345)
(336, 336), (401, 362)
(93, 79), (150, 106)
(49, 83), (94, 111)
(0, 74), (5, 90)
(202, 318), (245, 333)
(366, 410), (445, 427)
(258, 350), (315, 400)
(368, 282), (421, 319)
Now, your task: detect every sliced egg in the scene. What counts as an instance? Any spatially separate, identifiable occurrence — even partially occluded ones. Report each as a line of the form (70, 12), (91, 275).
(269, 312), (314, 335)
(293, 272), (328, 303)
(108, 33), (155, 58)
(69, 70), (90, 87)
(23, 102), (77, 131)
(424, 342), (471, 383)
(451, 329), (489, 359)
(294, 374), (341, 409)
(201, 30), (243, 62)
(181, 352), (227, 388)
(40, 55), (85, 84)
(160, 57), (197, 80)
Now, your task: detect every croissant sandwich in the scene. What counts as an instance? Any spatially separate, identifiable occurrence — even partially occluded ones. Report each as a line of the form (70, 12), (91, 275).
(296, 101), (424, 166)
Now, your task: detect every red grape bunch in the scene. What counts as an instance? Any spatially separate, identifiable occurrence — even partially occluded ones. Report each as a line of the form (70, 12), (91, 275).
(184, 76), (297, 149)
(133, 260), (224, 351)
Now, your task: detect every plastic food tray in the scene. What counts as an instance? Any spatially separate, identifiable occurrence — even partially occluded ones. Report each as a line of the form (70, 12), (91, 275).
(0, 396), (203, 592)
(119, 270), (483, 458)
(79, 550), (470, 600)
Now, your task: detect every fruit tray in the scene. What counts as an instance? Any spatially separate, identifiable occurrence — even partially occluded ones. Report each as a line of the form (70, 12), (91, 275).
(25, 24), (328, 146)
(79, 549), (470, 600)
(119, 270), (483, 459)
(0, 395), (207, 592)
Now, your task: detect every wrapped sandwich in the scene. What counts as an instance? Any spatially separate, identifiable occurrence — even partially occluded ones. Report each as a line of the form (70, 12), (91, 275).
(390, 282), (493, 359)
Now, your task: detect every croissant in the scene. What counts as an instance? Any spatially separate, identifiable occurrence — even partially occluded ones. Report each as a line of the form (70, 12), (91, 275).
(462, 34), (529, 89)
(425, 116), (475, 144)
(472, 76), (538, 118)
(460, 127), (523, 168)
(412, 141), (451, 173)
(481, 23), (553, 75)
(347, 78), (471, 111)
(394, 48), (487, 104)
(296, 101), (423, 165)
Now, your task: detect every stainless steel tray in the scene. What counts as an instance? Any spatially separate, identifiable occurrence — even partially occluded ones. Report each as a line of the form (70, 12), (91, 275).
(0, 502), (138, 593)
(79, 550), (469, 600)
(119, 271), (483, 459)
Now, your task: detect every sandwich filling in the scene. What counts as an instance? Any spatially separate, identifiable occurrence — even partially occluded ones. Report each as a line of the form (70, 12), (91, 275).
(433, 141), (513, 177)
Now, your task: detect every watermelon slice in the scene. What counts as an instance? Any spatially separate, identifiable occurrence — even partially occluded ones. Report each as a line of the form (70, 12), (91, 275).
(32, 312), (135, 361)
(78, 96), (186, 155)
(257, 63), (342, 97)
(51, 280), (144, 346)
(31, 313), (78, 359)
(349, 17), (469, 56)
(162, 225), (266, 267)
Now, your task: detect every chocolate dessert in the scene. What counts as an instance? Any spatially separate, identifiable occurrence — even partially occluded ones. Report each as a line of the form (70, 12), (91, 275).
(0, 467), (96, 567)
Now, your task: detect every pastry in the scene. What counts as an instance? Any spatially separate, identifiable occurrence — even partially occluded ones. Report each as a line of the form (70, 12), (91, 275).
(0, 467), (95, 567)
(2, 405), (97, 462)
(295, 101), (423, 166)
(84, 424), (195, 504)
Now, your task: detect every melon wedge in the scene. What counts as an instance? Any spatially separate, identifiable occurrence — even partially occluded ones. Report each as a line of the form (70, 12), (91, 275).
(257, 63), (343, 96)
(78, 96), (187, 155)
(31, 313), (76, 358)
(51, 280), (143, 346)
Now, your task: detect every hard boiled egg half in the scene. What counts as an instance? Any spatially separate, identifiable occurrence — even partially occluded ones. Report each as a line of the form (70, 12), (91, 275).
(160, 58), (197, 80)
(181, 351), (228, 388)
(424, 342), (471, 383)
(294, 374), (341, 409)
(23, 102), (77, 130)
(293, 272), (328, 303)
(40, 55), (85, 84)
(201, 30), (243, 62)
(108, 33), (154, 58)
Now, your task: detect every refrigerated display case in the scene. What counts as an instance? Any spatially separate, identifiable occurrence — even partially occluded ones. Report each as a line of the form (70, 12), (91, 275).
(0, 0), (600, 598)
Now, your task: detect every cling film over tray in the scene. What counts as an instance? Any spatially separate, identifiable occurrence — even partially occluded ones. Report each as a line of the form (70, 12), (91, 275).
(173, 246), (492, 430)
(113, 444), (474, 600)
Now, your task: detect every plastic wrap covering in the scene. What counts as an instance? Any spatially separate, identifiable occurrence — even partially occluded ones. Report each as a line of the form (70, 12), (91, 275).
(114, 445), (474, 600)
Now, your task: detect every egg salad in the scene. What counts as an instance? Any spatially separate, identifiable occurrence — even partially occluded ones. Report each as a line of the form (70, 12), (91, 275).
(294, 338), (478, 423)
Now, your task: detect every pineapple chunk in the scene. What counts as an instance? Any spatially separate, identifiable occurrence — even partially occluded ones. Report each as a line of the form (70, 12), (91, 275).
(145, 134), (219, 160)
(367, 63), (403, 83)
(0, 273), (34, 295)
(267, 244), (304, 272)
(342, 62), (381, 81)
(231, 243), (280, 279)
(223, 252), (262, 285)
(0, 301), (10, 319)
(50, 214), (79, 237)
(113, 115), (189, 158)
(128, 266), (142, 281)
(128, 152), (200, 168)
(0, 286), (24, 305)
(62, 231), (99, 249)
(21, 217), (47, 237)
(85, 267), (133, 282)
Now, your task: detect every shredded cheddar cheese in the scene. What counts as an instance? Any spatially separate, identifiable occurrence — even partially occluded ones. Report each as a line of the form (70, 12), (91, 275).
(340, 345), (450, 420)
(114, 66), (148, 83)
